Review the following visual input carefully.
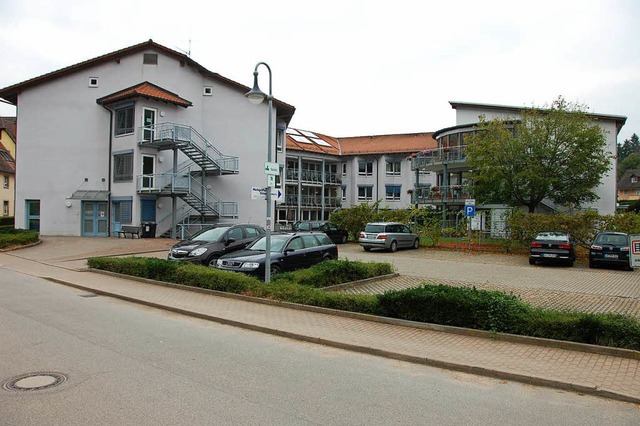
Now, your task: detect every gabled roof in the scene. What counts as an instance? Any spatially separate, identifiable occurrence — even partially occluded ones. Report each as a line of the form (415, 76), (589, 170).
(338, 132), (437, 155)
(97, 82), (192, 108)
(618, 169), (640, 190)
(0, 141), (15, 174)
(0, 39), (295, 122)
(0, 116), (16, 142)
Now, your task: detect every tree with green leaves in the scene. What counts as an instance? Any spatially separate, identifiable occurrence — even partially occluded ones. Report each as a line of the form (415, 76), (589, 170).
(618, 133), (640, 163)
(465, 97), (612, 213)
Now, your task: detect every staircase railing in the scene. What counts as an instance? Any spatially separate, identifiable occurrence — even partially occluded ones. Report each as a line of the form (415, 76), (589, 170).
(139, 123), (239, 173)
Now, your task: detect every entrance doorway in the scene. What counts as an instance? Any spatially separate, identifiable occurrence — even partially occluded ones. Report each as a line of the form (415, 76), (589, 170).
(82, 201), (108, 236)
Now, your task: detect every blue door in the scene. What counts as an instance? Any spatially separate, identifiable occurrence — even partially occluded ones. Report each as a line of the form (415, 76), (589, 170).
(140, 198), (156, 222)
(25, 200), (40, 232)
(82, 201), (108, 236)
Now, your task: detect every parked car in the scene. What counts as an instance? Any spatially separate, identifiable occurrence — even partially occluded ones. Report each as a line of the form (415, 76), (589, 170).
(168, 224), (265, 266)
(215, 231), (337, 277)
(589, 232), (632, 270)
(291, 220), (349, 244)
(529, 231), (576, 267)
(358, 222), (419, 252)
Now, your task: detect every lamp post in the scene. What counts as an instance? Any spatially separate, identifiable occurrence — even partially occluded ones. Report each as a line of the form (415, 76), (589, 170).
(246, 62), (274, 283)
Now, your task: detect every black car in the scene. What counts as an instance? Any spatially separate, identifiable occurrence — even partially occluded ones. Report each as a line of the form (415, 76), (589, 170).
(215, 231), (338, 277)
(529, 231), (576, 267)
(168, 224), (265, 266)
(291, 221), (349, 244)
(589, 232), (632, 270)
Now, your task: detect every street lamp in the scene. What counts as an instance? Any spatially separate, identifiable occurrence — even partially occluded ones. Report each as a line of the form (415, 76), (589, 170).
(246, 62), (274, 283)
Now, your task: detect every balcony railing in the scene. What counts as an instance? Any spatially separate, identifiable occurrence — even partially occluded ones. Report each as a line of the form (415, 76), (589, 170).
(411, 145), (468, 170)
(281, 194), (341, 208)
(411, 184), (474, 204)
(285, 169), (341, 185)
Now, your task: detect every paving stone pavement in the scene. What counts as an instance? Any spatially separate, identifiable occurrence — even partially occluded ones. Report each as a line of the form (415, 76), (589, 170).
(1, 236), (639, 404)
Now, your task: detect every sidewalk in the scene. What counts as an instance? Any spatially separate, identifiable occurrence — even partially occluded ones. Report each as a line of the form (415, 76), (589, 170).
(1, 237), (639, 404)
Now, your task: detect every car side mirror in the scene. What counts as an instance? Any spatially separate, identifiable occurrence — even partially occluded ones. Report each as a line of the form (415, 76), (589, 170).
(284, 248), (295, 255)
(225, 238), (235, 246)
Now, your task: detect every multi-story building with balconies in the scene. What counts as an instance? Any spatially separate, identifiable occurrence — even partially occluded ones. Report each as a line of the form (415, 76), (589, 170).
(411, 102), (627, 234)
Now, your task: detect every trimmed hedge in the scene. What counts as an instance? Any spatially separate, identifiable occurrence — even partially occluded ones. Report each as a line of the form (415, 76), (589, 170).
(87, 257), (382, 315)
(378, 284), (640, 350)
(87, 257), (640, 350)
(0, 228), (39, 249)
(0, 216), (14, 227)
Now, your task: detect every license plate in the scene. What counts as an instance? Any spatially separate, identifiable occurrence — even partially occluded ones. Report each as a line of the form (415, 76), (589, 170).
(604, 254), (618, 259)
(542, 253), (557, 258)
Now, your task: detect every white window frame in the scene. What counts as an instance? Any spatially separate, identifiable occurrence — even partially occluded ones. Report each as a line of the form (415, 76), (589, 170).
(386, 160), (401, 176)
(358, 161), (373, 177)
(357, 185), (373, 201)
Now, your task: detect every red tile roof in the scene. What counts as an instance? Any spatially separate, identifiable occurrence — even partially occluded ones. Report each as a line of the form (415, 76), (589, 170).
(338, 132), (437, 155)
(0, 116), (16, 142)
(0, 140), (15, 174)
(96, 82), (192, 108)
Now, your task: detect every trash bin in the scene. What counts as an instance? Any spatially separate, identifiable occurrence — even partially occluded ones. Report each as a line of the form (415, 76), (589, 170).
(141, 222), (157, 238)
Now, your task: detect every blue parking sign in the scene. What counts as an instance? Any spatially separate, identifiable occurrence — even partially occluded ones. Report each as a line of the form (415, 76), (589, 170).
(465, 205), (476, 217)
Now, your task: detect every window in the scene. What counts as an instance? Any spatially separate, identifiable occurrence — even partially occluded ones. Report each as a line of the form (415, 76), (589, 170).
(358, 186), (373, 201)
(341, 185), (346, 202)
(227, 227), (243, 241)
(276, 128), (285, 152)
(342, 163), (347, 176)
(203, 86), (213, 96)
(113, 151), (134, 182)
(114, 104), (135, 136)
(632, 176), (638, 183)
(3, 175), (8, 189)
(358, 161), (373, 176)
(2, 201), (8, 216)
(385, 185), (401, 201)
(113, 199), (132, 224)
(244, 226), (261, 238)
(386, 160), (401, 176)
(89, 77), (99, 87)
(143, 53), (158, 65)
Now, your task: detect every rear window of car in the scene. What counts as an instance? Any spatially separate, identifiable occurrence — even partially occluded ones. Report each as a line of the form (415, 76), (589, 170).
(595, 234), (628, 245)
(364, 224), (385, 233)
(535, 232), (569, 242)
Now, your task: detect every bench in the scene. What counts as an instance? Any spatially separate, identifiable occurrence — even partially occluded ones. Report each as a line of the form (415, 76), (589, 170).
(118, 225), (140, 239)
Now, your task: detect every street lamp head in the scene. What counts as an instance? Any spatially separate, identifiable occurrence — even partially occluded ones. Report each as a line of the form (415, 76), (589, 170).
(245, 71), (267, 105)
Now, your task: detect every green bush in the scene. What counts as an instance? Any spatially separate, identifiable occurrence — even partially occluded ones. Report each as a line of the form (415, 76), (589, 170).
(0, 228), (39, 249)
(378, 284), (530, 332)
(272, 259), (395, 288)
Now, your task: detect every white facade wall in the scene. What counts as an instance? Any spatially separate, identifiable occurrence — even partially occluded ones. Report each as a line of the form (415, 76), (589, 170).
(454, 105), (621, 215)
(14, 48), (275, 235)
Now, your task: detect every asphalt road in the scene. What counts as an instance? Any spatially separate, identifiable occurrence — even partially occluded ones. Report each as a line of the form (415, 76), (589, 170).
(1, 269), (638, 425)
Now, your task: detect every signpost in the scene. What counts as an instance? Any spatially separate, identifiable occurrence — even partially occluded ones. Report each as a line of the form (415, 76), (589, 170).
(630, 234), (640, 269)
(251, 187), (282, 201)
(464, 199), (476, 250)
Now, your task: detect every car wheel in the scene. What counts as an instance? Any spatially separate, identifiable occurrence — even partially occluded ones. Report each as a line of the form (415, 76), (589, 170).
(341, 235), (348, 244)
(322, 254), (334, 262)
(270, 264), (281, 276)
(389, 240), (397, 253)
(207, 255), (220, 267)
(529, 258), (535, 265)
(413, 238), (419, 249)
(363, 247), (371, 252)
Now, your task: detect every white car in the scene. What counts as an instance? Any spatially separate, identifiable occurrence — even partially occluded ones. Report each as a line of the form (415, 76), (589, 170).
(358, 222), (420, 252)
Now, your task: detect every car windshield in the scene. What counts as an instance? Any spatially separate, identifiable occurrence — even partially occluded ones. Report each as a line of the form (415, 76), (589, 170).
(247, 235), (289, 252)
(595, 234), (628, 245)
(190, 227), (230, 242)
(364, 224), (385, 233)
(535, 232), (569, 241)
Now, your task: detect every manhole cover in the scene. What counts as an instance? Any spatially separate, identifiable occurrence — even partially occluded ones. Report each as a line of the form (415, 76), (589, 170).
(2, 372), (67, 392)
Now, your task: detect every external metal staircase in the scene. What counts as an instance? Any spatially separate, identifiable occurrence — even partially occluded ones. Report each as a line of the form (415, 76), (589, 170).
(137, 124), (239, 236)
(139, 123), (239, 175)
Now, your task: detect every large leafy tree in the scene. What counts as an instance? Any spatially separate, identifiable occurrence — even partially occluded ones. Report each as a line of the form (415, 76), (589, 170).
(465, 97), (611, 213)
(618, 133), (640, 177)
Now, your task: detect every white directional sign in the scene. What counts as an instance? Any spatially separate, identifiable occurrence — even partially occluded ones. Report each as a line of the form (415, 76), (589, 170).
(465, 199), (476, 206)
(251, 187), (283, 201)
(264, 162), (279, 175)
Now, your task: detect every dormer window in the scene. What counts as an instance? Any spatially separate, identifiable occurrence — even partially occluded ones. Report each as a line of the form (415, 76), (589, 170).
(632, 176), (638, 183)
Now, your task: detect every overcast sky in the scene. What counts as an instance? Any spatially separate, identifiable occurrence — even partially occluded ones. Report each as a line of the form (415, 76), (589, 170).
(1, 0), (639, 140)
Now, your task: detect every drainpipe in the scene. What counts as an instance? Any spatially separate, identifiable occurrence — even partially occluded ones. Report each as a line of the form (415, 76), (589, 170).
(101, 105), (114, 237)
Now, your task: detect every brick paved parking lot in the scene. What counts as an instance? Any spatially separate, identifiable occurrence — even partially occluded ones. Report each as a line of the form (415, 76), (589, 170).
(337, 243), (640, 318)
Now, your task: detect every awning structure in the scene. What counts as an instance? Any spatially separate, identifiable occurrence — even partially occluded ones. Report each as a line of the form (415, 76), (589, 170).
(69, 190), (109, 201)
